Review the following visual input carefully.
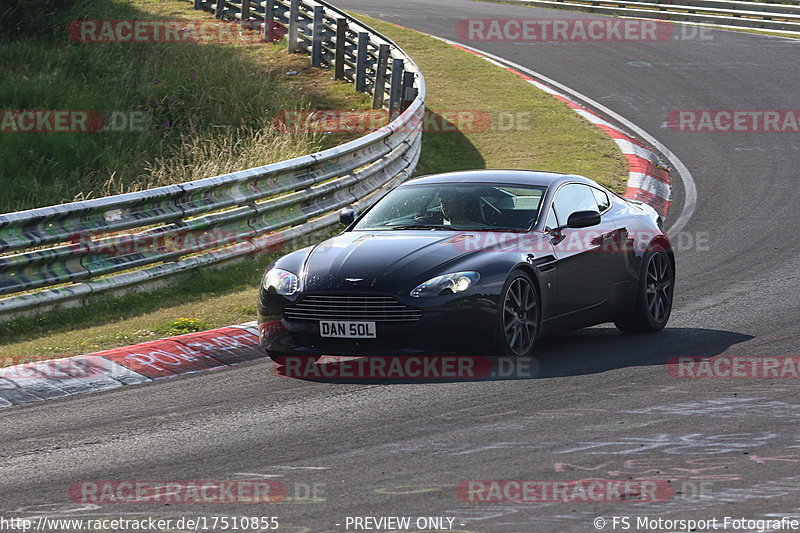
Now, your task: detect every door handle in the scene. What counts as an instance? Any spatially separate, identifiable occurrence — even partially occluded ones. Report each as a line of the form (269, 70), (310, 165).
(591, 230), (616, 247)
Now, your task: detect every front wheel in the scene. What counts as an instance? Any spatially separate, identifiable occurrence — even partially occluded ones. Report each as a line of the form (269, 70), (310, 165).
(615, 245), (674, 333)
(496, 271), (540, 357)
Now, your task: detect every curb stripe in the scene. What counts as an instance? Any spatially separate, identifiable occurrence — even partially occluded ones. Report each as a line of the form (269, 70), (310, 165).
(626, 187), (672, 215)
(628, 172), (672, 199)
(0, 322), (261, 407)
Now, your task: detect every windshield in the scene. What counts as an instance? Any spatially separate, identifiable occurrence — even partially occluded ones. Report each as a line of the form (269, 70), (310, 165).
(353, 183), (547, 231)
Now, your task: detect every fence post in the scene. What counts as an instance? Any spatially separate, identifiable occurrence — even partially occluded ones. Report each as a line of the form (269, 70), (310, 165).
(355, 32), (369, 93)
(371, 44), (390, 109)
(215, 0), (225, 19)
(401, 71), (416, 112)
(388, 58), (404, 119)
(334, 18), (347, 80)
(262, 0), (276, 41)
(241, 0), (250, 21)
(287, 0), (301, 53)
(311, 5), (324, 67)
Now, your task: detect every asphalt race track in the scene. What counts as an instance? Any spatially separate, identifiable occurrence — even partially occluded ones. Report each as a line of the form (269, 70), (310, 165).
(2, 1), (800, 531)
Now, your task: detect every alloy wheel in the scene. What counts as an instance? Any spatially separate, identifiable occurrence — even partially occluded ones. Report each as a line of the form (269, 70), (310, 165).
(645, 252), (672, 324)
(502, 276), (539, 356)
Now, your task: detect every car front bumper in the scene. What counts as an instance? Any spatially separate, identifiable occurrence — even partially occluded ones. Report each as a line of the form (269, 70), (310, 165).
(258, 290), (497, 356)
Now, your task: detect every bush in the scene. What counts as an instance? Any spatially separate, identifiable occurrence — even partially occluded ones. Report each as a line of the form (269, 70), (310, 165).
(157, 317), (210, 336)
(0, 0), (75, 37)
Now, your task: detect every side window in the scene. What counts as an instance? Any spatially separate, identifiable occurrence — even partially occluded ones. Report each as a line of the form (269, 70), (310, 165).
(545, 207), (559, 230)
(552, 184), (598, 222)
(592, 187), (611, 212)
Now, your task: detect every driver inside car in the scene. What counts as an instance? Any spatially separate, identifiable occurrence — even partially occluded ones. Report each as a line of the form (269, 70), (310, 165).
(438, 190), (485, 227)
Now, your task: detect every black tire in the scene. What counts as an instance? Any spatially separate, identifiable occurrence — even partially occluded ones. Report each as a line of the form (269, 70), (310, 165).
(496, 270), (540, 357)
(615, 244), (674, 333)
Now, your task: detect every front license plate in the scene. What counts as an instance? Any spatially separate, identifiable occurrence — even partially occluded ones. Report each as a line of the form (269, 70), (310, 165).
(319, 321), (376, 338)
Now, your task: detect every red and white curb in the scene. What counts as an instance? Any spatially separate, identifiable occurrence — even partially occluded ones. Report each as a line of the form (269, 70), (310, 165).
(0, 322), (262, 407)
(442, 38), (672, 216)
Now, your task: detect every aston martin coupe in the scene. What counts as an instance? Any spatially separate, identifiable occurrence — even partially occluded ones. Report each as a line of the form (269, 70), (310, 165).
(258, 170), (674, 359)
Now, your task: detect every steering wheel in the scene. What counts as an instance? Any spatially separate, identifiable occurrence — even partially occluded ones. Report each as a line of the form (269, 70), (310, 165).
(479, 197), (502, 218)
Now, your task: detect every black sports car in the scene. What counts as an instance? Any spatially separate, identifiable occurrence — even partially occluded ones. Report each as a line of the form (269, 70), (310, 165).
(258, 170), (674, 360)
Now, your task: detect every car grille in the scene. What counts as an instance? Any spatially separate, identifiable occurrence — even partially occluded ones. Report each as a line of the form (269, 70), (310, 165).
(283, 294), (423, 323)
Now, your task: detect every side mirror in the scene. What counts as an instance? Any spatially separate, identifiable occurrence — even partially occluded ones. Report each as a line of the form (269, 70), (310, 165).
(567, 210), (601, 229)
(339, 208), (357, 226)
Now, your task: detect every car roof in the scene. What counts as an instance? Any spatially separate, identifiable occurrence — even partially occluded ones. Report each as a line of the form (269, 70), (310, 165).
(400, 169), (595, 188)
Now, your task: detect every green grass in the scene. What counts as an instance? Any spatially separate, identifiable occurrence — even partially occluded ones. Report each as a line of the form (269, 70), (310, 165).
(0, 12), (627, 362)
(0, 254), (270, 362)
(1, 268), (261, 362)
(0, 0), (371, 212)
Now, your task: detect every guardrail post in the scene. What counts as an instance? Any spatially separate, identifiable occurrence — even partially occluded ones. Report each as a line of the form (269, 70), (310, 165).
(262, 0), (277, 41)
(371, 44), (390, 109)
(287, 0), (300, 53)
(355, 32), (369, 92)
(401, 70), (415, 112)
(215, 0), (225, 19)
(193, 0), (202, 10)
(334, 18), (347, 80)
(311, 5), (324, 67)
(241, 0), (250, 21)
(388, 58), (404, 119)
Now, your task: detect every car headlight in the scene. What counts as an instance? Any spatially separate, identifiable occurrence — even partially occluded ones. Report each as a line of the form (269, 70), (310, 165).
(263, 268), (299, 296)
(410, 271), (480, 298)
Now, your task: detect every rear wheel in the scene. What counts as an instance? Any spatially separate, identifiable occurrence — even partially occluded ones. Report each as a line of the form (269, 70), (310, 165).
(615, 245), (674, 333)
(496, 271), (540, 357)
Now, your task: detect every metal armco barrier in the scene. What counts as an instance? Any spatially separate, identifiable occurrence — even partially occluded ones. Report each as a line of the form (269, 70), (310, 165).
(509, 0), (800, 34)
(0, 0), (425, 322)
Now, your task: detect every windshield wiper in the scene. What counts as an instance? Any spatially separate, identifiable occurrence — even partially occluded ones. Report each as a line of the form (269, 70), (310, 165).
(384, 224), (444, 230)
(483, 227), (529, 233)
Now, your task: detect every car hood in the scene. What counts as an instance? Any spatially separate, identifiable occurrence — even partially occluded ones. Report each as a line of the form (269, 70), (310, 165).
(299, 230), (541, 292)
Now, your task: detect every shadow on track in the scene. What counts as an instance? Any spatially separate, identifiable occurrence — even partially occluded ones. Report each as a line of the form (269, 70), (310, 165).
(272, 326), (752, 384)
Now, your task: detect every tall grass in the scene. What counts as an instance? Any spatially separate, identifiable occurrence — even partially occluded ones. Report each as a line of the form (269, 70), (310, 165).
(0, 0), (360, 213)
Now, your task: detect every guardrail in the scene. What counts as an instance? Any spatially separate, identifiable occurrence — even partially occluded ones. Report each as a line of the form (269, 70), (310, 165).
(510, 0), (800, 33)
(0, 0), (425, 322)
